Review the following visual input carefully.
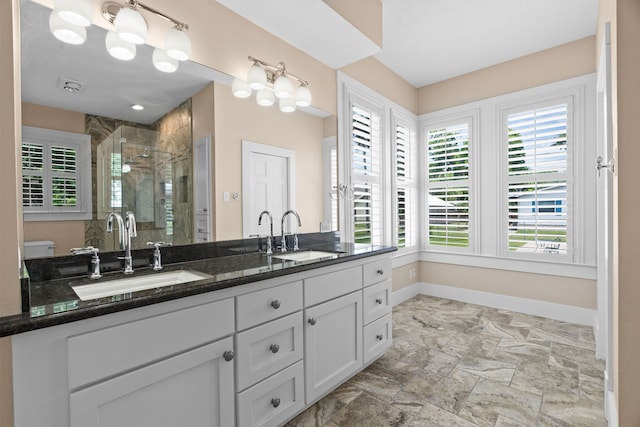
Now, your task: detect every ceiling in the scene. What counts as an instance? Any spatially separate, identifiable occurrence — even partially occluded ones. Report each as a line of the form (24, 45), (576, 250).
(217, 0), (599, 88)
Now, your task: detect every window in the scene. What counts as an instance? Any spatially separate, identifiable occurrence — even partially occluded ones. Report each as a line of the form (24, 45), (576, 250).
(350, 98), (384, 246)
(22, 126), (92, 221)
(504, 101), (572, 258)
(425, 120), (472, 250)
(393, 114), (418, 249)
(338, 73), (419, 252)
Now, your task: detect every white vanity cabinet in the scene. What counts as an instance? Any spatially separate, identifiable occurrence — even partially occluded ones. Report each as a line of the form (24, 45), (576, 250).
(12, 252), (394, 427)
(362, 258), (393, 365)
(303, 266), (363, 403)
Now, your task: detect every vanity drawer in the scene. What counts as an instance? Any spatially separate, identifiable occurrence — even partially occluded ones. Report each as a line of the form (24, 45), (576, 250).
(304, 265), (362, 307)
(236, 361), (304, 427)
(67, 298), (234, 390)
(363, 313), (392, 365)
(236, 281), (302, 331)
(363, 279), (392, 325)
(236, 312), (303, 391)
(363, 258), (392, 287)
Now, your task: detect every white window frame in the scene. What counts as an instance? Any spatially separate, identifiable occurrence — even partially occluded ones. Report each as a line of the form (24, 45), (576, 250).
(337, 72), (419, 254)
(419, 74), (596, 277)
(22, 126), (92, 221)
(391, 110), (419, 252)
(499, 96), (575, 262)
(422, 111), (479, 254)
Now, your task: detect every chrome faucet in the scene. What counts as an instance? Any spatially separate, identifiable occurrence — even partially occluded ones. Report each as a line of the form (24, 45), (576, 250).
(258, 210), (274, 255)
(147, 241), (171, 271)
(70, 246), (102, 279)
(106, 211), (137, 274)
(280, 210), (301, 253)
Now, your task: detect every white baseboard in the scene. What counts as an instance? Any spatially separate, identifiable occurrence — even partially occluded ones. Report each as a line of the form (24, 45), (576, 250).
(392, 282), (597, 327)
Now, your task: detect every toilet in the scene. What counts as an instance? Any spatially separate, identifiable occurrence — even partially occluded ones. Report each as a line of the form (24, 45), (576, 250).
(24, 241), (55, 259)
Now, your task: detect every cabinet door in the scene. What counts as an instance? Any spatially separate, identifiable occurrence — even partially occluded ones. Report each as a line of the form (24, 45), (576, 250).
(305, 291), (362, 403)
(69, 337), (235, 427)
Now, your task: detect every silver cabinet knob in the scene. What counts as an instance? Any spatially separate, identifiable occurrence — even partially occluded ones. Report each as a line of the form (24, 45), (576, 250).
(375, 298), (383, 304)
(271, 397), (281, 408)
(223, 350), (234, 362)
(308, 317), (317, 326)
(377, 268), (384, 276)
(271, 300), (281, 309)
(376, 334), (383, 341)
(270, 344), (280, 354)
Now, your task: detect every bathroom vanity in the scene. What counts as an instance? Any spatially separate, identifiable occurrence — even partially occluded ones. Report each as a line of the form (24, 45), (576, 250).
(4, 235), (394, 427)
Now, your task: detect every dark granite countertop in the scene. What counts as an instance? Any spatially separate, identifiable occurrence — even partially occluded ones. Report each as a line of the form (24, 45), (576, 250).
(0, 233), (396, 337)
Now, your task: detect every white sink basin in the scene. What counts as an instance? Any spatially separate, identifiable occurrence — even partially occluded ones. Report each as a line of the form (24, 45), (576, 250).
(273, 250), (340, 262)
(72, 270), (212, 301)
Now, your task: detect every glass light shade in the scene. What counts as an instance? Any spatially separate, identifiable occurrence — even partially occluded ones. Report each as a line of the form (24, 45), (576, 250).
(165, 28), (191, 61)
(152, 48), (178, 73)
(295, 85), (311, 107)
(279, 97), (296, 113)
(274, 75), (293, 99)
(114, 6), (147, 45)
(246, 65), (267, 90)
(231, 78), (251, 98)
(122, 163), (131, 173)
(49, 11), (86, 45)
(105, 31), (136, 61)
(256, 89), (275, 107)
(54, 0), (92, 27)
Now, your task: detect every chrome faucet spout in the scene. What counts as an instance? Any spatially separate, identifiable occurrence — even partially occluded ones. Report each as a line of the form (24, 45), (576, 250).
(258, 210), (274, 255)
(106, 212), (125, 250)
(280, 210), (302, 253)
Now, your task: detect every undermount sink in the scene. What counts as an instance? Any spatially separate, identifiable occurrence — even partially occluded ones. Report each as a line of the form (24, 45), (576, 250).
(71, 270), (212, 301)
(273, 250), (341, 262)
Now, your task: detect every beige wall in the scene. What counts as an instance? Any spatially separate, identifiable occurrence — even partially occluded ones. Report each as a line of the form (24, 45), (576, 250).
(213, 83), (325, 241)
(340, 56), (418, 114)
(392, 262), (419, 292)
(0, 0), (20, 424)
(420, 263), (596, 309)
(599, 0), (640, 423)
(21, 103), (86, 254)
(418, 36), (596, 114)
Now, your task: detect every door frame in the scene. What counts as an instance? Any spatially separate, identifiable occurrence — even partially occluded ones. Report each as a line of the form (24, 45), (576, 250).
(595, 21), (615, 423)
(241, 140), (296, 238)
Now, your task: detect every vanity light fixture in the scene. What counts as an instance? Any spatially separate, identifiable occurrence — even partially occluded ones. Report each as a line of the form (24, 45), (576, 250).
(50, 0), (191, 72)
(232, 56), (312, 113)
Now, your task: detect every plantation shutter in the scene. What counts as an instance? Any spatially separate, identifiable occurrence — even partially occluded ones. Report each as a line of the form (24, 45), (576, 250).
(395, 120), (417, 248)
(426, 122), (471, 248)
(22, 141), (79, 210)
(506, 101), (571, 256)
(351, 101), (383, 246)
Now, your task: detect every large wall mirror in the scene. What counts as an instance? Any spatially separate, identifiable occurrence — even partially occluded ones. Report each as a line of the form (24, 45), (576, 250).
(20, 0), (336, 257)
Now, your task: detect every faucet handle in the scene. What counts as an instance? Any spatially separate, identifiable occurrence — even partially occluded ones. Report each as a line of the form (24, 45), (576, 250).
(146, 241), (171, 249)
(70, 246), (99, 256)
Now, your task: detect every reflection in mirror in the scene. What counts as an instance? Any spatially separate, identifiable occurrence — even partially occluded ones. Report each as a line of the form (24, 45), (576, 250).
(20, 0), (219, 256)
(20, 0), (337, 258)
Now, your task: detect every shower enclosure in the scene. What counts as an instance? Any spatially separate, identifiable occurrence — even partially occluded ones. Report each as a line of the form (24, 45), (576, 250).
(96, 125), (186, 251)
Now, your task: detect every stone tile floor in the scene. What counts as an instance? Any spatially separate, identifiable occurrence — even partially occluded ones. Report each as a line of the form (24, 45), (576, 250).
(286, 294), (607, 427)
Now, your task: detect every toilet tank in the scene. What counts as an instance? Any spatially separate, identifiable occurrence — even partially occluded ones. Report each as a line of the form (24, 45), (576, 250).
(24, 241), (55, 259)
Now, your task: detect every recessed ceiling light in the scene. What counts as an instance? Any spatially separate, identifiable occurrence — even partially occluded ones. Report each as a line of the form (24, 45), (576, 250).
(131, 104), (144, 110)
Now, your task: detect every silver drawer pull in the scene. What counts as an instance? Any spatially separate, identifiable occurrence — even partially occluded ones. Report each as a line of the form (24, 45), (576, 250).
(270, 300), (281, 309)
(377, 269), (384, 276)
(223, 350), (234, 362)
(308, 317), (317, 326)
(375, 298), (383, 304)
(270, 344), (280, 354)
(271, 397), (281, 408)
(376, 334), (384, 341)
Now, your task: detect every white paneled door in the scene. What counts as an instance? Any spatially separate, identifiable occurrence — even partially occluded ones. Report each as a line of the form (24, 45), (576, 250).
(242, 141), (295, 238)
